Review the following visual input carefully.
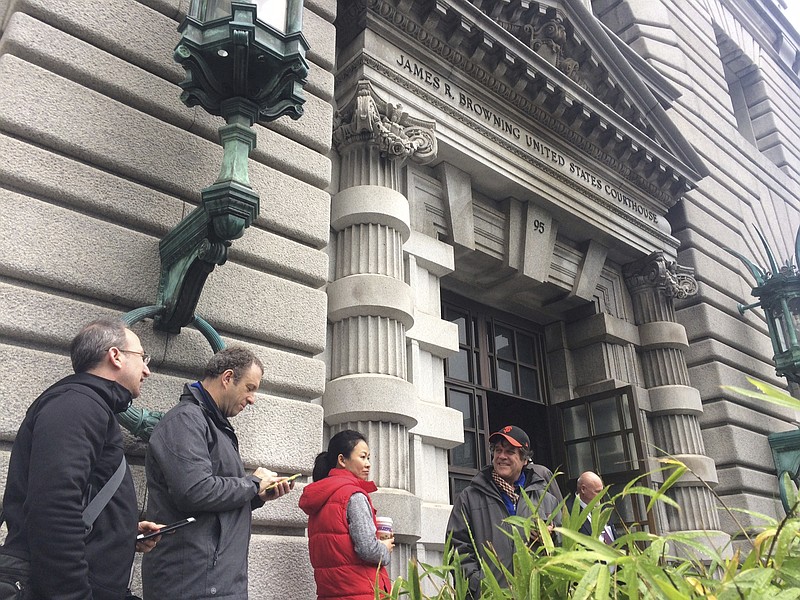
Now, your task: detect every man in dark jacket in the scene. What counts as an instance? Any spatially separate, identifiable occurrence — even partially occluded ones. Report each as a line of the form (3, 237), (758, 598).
(2, 318), (161, 599)
(566, 471), (616, 543)
(446, 425), (563, 598)
(142, 347), (293, 599)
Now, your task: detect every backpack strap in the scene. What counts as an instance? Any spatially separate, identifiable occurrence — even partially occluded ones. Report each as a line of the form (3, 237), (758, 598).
(83, 456), (127, 535)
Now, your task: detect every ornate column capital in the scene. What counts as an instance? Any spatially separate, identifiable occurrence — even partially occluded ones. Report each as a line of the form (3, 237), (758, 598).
(623, 251), (698, 299)
(333, 79), (437, 164)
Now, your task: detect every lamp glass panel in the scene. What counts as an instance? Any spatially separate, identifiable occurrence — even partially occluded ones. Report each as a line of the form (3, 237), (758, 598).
(791, 299), (800, 347)
(190, 0), (232, 21)
(773, 307), (789, 352)
(255, 0), (288, 32)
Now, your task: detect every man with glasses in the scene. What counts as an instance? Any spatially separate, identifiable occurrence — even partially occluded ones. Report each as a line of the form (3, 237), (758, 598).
(447, 425), (563, 598)
(1, 318), (161, 599)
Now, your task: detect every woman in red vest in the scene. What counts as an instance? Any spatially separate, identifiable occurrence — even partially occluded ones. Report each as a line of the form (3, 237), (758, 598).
(299, 430), (394, 600)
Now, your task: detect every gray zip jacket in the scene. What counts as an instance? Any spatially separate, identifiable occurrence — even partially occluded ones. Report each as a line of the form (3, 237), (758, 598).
(142, 383), (264, 599)
(446, 465), (562, 598)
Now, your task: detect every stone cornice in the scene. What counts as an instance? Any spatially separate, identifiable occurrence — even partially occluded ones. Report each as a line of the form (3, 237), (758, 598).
(339, 0), (704, 208)
(339, 52), (678, 247)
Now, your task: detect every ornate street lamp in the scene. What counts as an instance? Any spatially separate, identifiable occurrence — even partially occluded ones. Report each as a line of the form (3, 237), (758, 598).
(729, 228), (800, 383)
(158, 0), (309, 332)
(118, 0), (309, 440)
(729, 227), (800, 513)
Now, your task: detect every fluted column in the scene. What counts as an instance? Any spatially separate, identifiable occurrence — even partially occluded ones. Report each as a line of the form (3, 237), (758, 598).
(623, 252), (724, 535)
(325, 79), (437, 576)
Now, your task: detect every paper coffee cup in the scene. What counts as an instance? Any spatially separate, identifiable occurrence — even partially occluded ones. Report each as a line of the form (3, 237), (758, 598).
(376, 516), (393, 540)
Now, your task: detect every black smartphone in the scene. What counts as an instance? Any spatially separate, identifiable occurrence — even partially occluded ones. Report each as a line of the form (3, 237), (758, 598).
(136, 517), (196, 541)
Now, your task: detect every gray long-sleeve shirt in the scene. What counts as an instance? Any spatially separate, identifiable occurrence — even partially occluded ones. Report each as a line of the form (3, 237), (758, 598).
(346, 493), (391, 565)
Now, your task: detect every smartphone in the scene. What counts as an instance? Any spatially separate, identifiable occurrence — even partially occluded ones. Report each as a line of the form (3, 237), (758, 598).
(137, 517), (196, 541)
(262, 473), (302, 491)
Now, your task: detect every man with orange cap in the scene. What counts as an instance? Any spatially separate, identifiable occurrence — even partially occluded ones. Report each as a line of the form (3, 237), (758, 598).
(446, 425), (563, 598)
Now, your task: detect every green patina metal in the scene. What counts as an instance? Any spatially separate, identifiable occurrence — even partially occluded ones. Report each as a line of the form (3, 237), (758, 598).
(728, 228), (800, 383)
(117, 308), (227, 441)
(113, 0), (308, 438)
(769, 430), (800, 513)
(156, 0), (309, 333)
(729, 227), (800, 514)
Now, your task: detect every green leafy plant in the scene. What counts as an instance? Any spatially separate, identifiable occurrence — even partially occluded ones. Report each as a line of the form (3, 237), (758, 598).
(384, 378), (800, 599)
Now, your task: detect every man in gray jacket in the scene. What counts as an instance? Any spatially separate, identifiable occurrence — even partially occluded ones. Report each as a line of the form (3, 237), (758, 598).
(446, 425), (562, 598)
(142, 347), (293, 599)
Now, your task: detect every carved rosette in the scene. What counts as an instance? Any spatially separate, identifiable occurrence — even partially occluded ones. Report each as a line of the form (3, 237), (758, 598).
(333, 79), (437, 164)
(623, 252), (699, 299)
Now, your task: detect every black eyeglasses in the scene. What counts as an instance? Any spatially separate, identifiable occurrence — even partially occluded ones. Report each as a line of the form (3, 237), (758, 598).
(119, 349), (151, 366)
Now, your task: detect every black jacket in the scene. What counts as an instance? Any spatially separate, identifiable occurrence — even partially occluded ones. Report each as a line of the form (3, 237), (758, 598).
(447, 465), (562, 597)
(565, 495), (618, 541)
(2, 373), (138, 600)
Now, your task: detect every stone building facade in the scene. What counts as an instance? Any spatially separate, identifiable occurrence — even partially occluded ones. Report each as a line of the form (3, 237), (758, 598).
(0, 0), (798, 597)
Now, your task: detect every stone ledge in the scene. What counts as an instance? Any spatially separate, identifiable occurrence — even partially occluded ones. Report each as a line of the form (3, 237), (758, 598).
(565, 312), (639, 348)
(638, 321), (688, 349)
(406, 312), (459, 358)
(668, 454), (719, 486)
(0, 281), (327, 400)
(371, 488), (422, 541)
(328, 274), (414, 329)
(418, 502), (452, 549)
(252, 484), (309, 527)
(323, 375), (418, 428)
(1, 11), (335, 174)
(648, 385), (702, 416)
(409, 402), (464, 449)
(331, 185), (411, 239)
(0, 54), (330, 248)
(248, 534), (315, 599)
(405, 231), (455, 277)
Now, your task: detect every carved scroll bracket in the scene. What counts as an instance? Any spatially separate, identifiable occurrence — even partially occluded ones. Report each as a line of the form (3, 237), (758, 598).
(333, 79), (437, 164)
(623, 251), (699, 300)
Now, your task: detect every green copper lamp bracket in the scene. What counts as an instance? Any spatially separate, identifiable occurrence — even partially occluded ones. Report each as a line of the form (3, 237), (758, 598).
(155, 99), (260, 334)
(117, 305), (227, 441)
(769, 429), (800, 515)
(730, 228), (800, 512)
(154, 0), (308, 331)
(118, 0), (309, 438)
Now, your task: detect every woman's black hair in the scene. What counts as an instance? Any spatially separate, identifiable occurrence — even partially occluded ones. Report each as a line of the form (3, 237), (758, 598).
(312, 429), (367, 481)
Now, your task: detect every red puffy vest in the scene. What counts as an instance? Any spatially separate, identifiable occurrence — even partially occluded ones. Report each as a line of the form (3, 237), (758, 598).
(299, 469), (391, 600)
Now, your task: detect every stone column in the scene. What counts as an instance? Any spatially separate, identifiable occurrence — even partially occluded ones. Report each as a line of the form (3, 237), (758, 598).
(326, 79), (437, 575)
(623, 252), (724, 537)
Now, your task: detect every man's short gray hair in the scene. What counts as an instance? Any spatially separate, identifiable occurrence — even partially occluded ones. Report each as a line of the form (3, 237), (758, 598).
(203, 347), (264, 383)
(70, 318), (129, 374)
